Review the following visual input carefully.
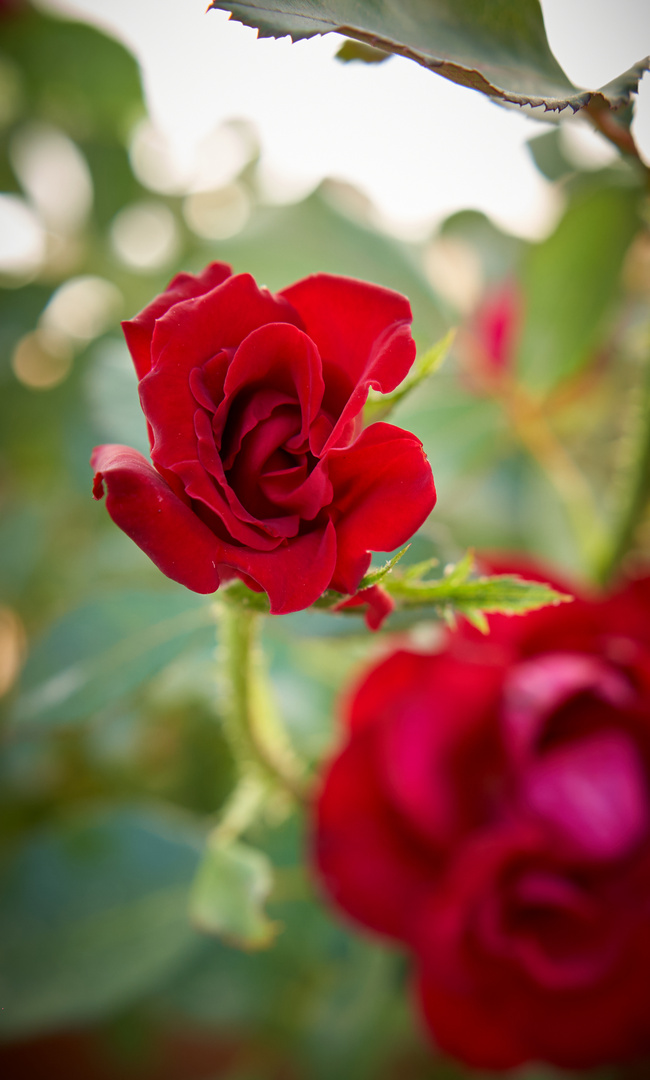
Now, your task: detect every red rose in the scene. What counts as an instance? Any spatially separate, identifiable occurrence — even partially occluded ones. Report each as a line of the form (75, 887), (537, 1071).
(91, 264), (436, 614)
(315, 567), (650, 1069)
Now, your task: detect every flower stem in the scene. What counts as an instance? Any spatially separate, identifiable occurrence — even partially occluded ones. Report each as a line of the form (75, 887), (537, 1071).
(500, 382), (608, 573)
(597, 350), (650, 584)
(215, 599), (311, 807)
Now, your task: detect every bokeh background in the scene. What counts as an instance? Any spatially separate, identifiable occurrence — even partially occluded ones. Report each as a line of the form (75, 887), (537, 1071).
(1, 1), (650, 1077)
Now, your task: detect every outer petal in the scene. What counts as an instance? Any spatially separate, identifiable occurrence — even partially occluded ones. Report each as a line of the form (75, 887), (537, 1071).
(222, 519), (337, 615)
(326, 422), (436, 594)
(417, 971), (528, 1071)
(280, 274), (416, 449)
(332, 584), (394, 631)
(122, 262), (232, 381)
(314, 726), (438, 941)
(376, 655), (505, 849)
(91, 444), (221, 594)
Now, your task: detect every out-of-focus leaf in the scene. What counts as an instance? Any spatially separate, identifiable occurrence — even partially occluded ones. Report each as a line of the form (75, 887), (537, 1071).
(84, 338), (150, 456)
(335, 39), (389, 64)
(211, 187), (446, 348)
(0, 807), (202, 1038)
(189, 839), (277, 949)
(517, 185), (641, 392)
(10, 591), (215, 731)
(527, 128), (573, 181)
(0, 6), (144, 139)
(209, 0), (649, 115)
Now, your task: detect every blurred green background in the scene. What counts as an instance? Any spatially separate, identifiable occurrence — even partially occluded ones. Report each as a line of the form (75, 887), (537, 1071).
(1, 3), (649, 1078)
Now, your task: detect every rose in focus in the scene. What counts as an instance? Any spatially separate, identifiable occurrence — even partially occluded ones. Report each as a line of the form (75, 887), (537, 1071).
(91, 264), (436, 614)
(315, 565), (650, 1069)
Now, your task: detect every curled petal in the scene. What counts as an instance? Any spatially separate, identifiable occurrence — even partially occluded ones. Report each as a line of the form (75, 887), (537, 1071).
(280, 274), (416, 449)
(140, 274), (302, 474)
(214, 322), (325, 448)
(327, 423), (436, 595)
(91, 445), (221, 594)
(122, 262), (232, 381)
(332, 584), (394, 631)
(315, 726), (436, 941)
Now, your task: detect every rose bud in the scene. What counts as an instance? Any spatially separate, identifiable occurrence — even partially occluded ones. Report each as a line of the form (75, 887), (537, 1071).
(314, 563), (650, 1070)
(92, 263), (436, 614)
(459, 279), (521, 394)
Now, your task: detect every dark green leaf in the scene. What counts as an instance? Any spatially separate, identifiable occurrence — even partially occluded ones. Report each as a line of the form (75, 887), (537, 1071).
(0, 808), (202, 1037)
(209, 0), (649, 114)
(0, 6), (144, 140)
(517, 185), (641, 391)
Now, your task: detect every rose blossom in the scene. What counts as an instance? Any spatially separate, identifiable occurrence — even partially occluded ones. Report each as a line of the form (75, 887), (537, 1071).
(91, 263), (436, 614)
(314, 563), (650, 1069)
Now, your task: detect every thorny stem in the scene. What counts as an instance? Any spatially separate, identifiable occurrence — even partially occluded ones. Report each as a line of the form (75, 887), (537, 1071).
(597, 349), (650, 584)
(215, 600), (310, 808)
(500, 381), (608, 572)
(585, 98), (644, 165)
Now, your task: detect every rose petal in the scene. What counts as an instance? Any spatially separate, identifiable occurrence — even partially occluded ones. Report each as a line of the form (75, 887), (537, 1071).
(522, 730), (649, 860)
(122, 262), (232, 381)
(326, 423), (436, 594)
(192, 410), (300, 544)
(213, 322), (325, 451)
(280, 274), (416, 449)
(417, 970), (528, 1071)
(315, 725), (437, 941)
(332, 584), (394, 631)
(90, 445), (221, 593)
(376, 655), (505, 848)
(223, 520), (337, 614)
(140, 275), (302, 474)
(260, 458), (332, 520)
(502, 652), (634, 763)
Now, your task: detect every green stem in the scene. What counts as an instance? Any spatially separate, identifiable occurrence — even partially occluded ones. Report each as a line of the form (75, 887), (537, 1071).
(215, 599), (310, 806)
(597, 351), (650, 584)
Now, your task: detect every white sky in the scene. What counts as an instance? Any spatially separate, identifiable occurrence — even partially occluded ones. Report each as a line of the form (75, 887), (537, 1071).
(29, 0), (650, 240)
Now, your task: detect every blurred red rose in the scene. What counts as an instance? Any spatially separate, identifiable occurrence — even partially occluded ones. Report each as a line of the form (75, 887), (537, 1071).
(315, 565), (650, 1069)
(92, 264), (436, 614)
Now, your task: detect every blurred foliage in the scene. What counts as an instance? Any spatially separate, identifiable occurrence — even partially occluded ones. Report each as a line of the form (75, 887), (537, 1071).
(0, 3), (649, 1079)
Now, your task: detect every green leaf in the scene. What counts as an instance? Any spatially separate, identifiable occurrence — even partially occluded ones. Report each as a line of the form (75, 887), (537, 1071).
(389, 567), (572, 623)
(10, 591), (215, 731)
(0, 6), (144, 140)
(517, 185), (641, 392)
(336, 39), (389, 64)
(364, 329), (454, 424)
(0, 808), (202, 1038)
(189, 838), (277, 950)
(209, 0), (649, 115)
(357, 545), (410, 589)
(374, 551), (573, 629)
